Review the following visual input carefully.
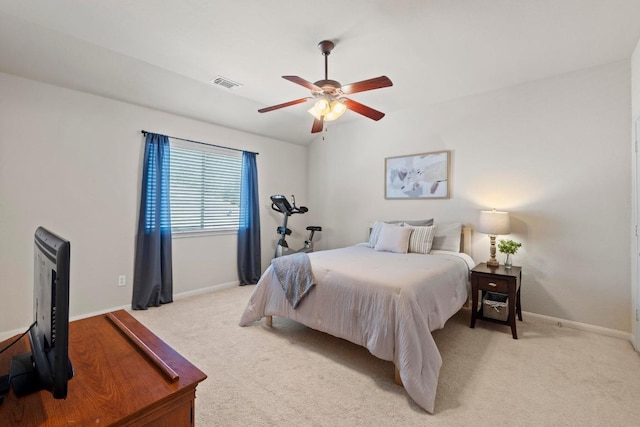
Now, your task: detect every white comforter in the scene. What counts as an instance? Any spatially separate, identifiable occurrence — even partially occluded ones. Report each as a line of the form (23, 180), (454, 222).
(239, 244), (474, 413)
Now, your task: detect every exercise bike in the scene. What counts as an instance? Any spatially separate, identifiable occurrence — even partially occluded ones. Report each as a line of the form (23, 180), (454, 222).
(270, 194), (322, 258)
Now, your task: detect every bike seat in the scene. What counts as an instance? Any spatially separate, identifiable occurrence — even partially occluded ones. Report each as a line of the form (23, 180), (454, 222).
(277, 226), (292, 235)
(306, 226), (322, 231)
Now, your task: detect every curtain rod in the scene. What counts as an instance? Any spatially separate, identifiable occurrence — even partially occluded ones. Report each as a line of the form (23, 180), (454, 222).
(141, 130), (259, 155)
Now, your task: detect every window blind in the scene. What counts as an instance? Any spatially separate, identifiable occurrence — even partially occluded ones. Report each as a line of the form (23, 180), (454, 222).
(169, 139), (242, 234)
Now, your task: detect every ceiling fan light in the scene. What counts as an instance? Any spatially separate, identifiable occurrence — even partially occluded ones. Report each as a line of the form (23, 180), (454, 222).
(324, 100), (347, 121)
(333, 100), (346, 114)
(307, 97), (331, 120)
(307, 107), (323, 120)
(315, 98), (331, 115)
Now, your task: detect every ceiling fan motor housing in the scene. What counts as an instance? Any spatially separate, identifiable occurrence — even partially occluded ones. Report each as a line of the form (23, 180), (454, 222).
(313, 79), (342, 97)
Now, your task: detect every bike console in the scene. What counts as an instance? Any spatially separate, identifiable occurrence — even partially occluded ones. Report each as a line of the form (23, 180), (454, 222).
(271, 194), (307, 216)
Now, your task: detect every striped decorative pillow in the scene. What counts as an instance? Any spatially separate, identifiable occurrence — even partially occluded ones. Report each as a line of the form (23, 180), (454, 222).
(408, 225), (436, 254)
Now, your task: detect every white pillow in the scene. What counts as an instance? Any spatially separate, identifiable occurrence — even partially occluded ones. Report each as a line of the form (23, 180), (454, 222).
(368, 221), (384, 247)
(368, 218), (433, 248)
(408, 225), (436, 254)
(431, 222), (462, 252)
(375, 223), (413, 253)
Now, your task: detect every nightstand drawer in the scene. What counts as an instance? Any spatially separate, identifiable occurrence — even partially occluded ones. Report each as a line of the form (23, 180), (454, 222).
(476, 276), (510, 293)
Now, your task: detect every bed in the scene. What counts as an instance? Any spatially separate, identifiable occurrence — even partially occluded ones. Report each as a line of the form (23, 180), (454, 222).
(239, 222), (475, 413)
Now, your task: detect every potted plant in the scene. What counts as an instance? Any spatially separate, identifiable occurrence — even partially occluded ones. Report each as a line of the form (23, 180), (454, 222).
(498, 239), (522, 268)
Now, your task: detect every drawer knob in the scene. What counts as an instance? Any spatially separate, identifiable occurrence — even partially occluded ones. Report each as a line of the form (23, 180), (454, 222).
(488, 282), (497, 287)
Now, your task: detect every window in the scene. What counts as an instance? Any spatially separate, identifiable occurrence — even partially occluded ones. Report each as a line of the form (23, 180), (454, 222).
(169, 139), (242, 234)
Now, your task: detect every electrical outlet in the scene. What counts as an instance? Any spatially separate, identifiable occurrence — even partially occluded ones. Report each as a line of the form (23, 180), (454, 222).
(118, 275), (126, 287)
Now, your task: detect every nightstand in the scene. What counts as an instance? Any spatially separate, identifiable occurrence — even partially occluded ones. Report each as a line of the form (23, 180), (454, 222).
(470, 263), (522, 339)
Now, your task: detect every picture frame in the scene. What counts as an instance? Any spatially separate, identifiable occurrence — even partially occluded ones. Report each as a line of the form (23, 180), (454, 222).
(385, 150), (450, 199)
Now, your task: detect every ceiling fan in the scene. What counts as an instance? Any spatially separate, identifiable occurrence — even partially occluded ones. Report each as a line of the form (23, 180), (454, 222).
(258, 40), (393, 133)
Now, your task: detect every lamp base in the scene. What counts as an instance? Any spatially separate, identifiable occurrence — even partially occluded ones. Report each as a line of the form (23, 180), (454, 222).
(486, 234), (500, 268)
(486, 259), (499, 267)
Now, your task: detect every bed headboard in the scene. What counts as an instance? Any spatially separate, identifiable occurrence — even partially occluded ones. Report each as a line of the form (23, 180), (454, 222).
(461, 226), (472, 256)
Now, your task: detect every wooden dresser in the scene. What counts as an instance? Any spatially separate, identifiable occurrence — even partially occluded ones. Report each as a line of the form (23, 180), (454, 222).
(0, 310), (207, 426)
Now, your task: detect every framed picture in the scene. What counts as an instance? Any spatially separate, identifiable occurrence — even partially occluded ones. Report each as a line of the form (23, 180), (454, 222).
(385, 150), (450, 199)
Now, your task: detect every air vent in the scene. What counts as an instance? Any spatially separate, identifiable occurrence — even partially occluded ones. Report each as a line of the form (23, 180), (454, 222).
(211, 75), (242, 91)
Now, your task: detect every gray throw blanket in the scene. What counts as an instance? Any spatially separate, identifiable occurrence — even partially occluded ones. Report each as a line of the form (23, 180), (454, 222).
(271, 252), (316, 309)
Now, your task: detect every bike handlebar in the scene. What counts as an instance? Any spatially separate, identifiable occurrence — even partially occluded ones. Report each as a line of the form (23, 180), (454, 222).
(271, 202), (308, 215)
(270, 194), (308, 216)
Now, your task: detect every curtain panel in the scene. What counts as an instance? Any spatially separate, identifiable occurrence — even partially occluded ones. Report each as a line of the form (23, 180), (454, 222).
(237, 151), (261, 284)
(132, 132), (173, 309)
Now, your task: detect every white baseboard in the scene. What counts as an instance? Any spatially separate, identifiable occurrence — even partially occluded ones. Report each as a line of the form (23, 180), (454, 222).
(0, 282), (240, 342)
(0, 327), (31, 343)
(523, 311), (633, 342)
(0, 307), (131, 342)
(74, 281), (240, 319)
(173, 281), (239, 300)
(70, 305), (131, 323)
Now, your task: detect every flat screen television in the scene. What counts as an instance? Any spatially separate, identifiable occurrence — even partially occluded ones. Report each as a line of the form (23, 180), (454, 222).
(9, 227), (73, 399)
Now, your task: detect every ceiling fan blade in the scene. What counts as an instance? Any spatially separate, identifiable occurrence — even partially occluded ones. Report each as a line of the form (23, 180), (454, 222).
(258, 97), (311, 113)
(341, 76), (393, 95)
(342, 98), (385, 121)
(283, 76), (322, 92)
(311, 117), (324, 133)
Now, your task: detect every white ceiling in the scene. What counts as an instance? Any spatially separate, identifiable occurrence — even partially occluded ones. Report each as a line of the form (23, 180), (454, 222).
(1, 0), (640, 145)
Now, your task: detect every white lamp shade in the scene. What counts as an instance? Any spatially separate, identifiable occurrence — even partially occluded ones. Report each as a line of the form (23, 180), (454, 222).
(477, 210), (511, 235)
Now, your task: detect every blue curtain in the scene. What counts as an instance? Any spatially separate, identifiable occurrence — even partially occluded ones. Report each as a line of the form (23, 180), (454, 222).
(237, 151), (261, 285)
(132, 132), (173, 309)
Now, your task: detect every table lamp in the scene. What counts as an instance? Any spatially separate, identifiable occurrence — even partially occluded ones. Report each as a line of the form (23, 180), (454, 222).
(477, 209), (511, 267)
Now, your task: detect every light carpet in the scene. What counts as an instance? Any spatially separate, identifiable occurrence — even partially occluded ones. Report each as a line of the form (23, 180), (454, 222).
(130, 285), (640, 426)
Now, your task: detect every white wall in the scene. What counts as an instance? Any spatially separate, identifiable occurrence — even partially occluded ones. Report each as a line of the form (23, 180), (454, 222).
(634, 41), (640, 122)
(308, 61), (631, 332)
(0, 72), (308, 336)
(0, 59), (632, 336)
(631, 38), (640, 348)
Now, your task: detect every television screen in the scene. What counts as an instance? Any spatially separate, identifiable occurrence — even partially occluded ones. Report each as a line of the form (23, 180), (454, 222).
(9, 227), (73, 399)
